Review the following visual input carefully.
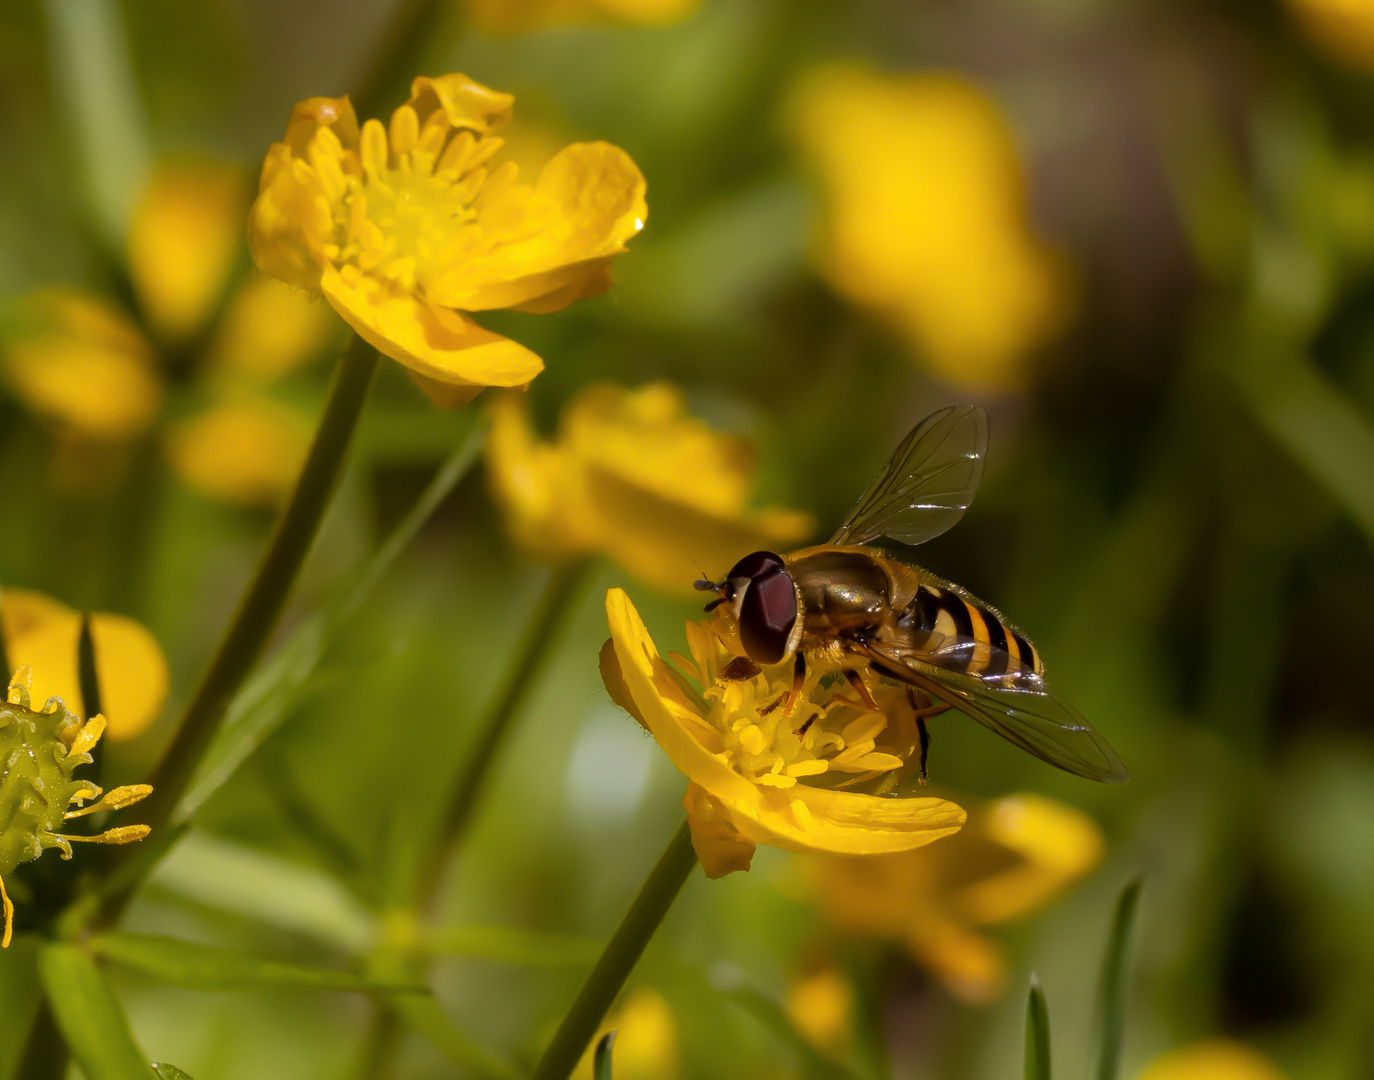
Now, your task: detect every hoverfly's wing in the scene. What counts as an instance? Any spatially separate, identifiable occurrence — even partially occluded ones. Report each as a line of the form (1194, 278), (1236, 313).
(829, 405), (987, 548)
(853, 638), (1129, 784)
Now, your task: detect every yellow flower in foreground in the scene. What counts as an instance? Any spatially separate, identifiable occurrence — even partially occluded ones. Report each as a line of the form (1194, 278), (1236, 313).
(0, 669), (151, 946)
(573, 987), (678, 1080)
(1136, 1040), (1288, 1080)
(128, 160), (248, 344)
(249, 74), (647, 407)
(166, 397), (314, 506)
(1286, 0), (1374, 73)
(2, 588), (169, 741)
(466, 0), (699, 31)
(487, 382), (813, 595)
(787, 64), (1070, 389)
(805, 793), (1102, 1002)
(1, 290), (162, 440)
(601, 589), (965, 878)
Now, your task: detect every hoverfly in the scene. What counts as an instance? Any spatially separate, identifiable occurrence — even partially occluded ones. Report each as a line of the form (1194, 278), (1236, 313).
(695, 405), (1128, 784)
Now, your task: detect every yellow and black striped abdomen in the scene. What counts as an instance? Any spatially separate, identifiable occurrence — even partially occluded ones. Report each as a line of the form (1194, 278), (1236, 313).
(900, 582), (1042, 678)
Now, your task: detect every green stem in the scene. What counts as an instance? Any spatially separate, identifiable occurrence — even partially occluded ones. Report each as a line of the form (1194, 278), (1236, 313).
(109, 334), (379, 893)
(529, 821), (698, 1080)
(416, 558), (593, 907)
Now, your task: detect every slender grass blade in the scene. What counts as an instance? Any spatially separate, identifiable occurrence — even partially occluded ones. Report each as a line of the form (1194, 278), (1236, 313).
(1092, 880), (1142, 1080)
(38, 943), (155, 1080)
(593, 1031), (616, 1080)
(1024, 974), (1051, 1080)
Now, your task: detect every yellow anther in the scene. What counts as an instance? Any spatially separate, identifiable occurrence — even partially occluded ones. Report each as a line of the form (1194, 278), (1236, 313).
(63, 783), (153, 819)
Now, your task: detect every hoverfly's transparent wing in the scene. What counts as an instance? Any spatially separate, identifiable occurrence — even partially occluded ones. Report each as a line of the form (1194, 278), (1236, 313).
(829, 405), (987, 548)
(854, 638), (1129, 784)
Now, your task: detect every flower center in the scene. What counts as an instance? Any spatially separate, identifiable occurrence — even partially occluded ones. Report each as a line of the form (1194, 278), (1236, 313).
(330, 107), (504, 292)
(684, 623), (914, 792)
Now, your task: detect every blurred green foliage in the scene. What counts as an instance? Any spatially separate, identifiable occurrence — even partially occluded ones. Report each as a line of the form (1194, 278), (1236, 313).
(1, 0), (1374, 1077)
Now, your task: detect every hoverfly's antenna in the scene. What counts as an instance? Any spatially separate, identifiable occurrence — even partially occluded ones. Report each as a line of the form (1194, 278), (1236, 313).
(694, 574), (732, 613)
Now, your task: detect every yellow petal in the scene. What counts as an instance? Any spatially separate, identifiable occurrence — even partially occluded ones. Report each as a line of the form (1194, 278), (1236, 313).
(1287, 0), (1374, 74)
(248, 144), (335, 293)
(683, 782), (756, 878)
(2, 588), (169, 741)
(282, 95), (360, 157)
(427, 142), (647, 311)
(1136, 1040), (1288, 1080)
(909, 921), (1006, 1004)
(957, 794), (1104, 925)
(2, 291), (161, 439)
(128, 161), (247, 343)
(485, 390), (576, 555)
(321, 266), (544, 397)
(165, 398), (313, 506)
(208, 277), (339, 380)
(785, 969), (853, 1053)
(406, 74), (514, 134)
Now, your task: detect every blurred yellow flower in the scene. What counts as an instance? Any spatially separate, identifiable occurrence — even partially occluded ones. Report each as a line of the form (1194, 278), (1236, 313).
(1136, 1040), (1288, 1080)
(1286, 0), (1374, 73)
(206, 276), (338, 381)
(466, 0), (699, 31)
(805, 793), (1103, 1002)
(0, 669), (151, 946)
(573, 987), (677, 1080)
(785, 968), (853, 1055)
(248, 74), (647, 407)
(1, 587), (170, 742)
(128, 161), (248, 344)
(486, 382), (813, 595)
(601, 588), (965, 878)
(787, 64), (1071, 389)
(1, 290), (162, 440)
(165, 398), (314, 506)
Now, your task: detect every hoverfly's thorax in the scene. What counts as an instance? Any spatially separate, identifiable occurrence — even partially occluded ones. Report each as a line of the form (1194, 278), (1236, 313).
(788, 548), (893, 637)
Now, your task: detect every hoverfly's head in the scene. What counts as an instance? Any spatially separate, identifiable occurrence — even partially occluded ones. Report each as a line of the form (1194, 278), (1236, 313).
(694, 550), (799, 665)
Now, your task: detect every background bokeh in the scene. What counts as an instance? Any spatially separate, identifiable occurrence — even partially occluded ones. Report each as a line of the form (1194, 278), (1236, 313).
(2, 0), (1373, 1077)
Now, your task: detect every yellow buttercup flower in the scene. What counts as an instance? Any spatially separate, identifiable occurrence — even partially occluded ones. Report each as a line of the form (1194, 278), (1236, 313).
(1, 290), (162, 440)
(486, 382), (813, 595)
(1, 588), (170, 742)
(165, 397), (314, 507)
(1136, 1040), (1287, 1080)
(1286, 0), (1374, 73)
(248, 74), (647, 407)
(0, 669), (151, 946)
(128, 160), (248, 344)
(787, 64), (1070, 390)
(466, 0), (699, 31)
(572, 987), (678, 1080)
(601, 589), (965, 878)
(805, 793), (1102, 1002)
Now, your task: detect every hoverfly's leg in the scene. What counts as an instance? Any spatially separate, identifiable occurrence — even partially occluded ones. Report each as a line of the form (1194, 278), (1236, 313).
(843, 668), (880, 712)
(905, 688), (954, 781)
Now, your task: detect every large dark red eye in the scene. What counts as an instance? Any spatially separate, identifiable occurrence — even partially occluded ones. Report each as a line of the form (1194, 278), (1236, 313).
(738, 568), (797, 665)
(727, 550), (785, 582)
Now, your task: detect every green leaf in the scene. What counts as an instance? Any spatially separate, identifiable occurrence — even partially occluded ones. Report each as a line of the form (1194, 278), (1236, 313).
(90, 933), (427, 995)
(78, 613), (102, 721)
(146, 831), (371, 952)
(593, 1031), (616, 1080)
(718, 978), (859, 1080)
(1024, 974), (1051, 1080)
(1092, 880), (1142, 1080)
(151, 1066), (196, 1080)
(421, 925), (603, 967)
(181, 420), (484, 818)
(392, 995), (520, 1080)
(39, 0), (150, 249)
(38, 943), (155, 1080)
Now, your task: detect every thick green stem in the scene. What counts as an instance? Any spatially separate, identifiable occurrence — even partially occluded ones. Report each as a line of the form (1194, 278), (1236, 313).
(416, 559), (593, 907)
(109, 334), (379, 893)
(529, 821), (698, 1080)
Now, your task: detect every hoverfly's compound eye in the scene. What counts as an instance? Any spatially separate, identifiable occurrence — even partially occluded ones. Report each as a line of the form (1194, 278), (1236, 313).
(726, 550), (785, 582)
(737, 565), (798, 665)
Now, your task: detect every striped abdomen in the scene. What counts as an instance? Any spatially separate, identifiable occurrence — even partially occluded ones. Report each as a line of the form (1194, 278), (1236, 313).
(898, 582), (1042, 678)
